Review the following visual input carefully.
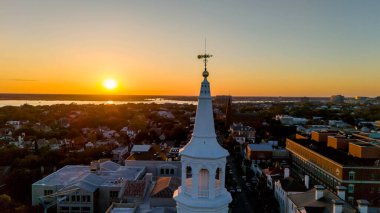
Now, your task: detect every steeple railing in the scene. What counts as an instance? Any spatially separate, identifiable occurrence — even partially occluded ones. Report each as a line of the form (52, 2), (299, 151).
(185, 179), (192, 196)
(215, 180), (222, 197)
(198, 189), (209, 198)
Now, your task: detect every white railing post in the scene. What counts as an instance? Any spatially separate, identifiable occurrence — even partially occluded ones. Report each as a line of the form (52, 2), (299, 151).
(192, 169), (199, 198)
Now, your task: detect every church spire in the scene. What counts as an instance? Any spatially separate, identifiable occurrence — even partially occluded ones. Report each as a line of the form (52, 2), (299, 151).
(173, 49), (232, 213)
(180, 51), (229, 159)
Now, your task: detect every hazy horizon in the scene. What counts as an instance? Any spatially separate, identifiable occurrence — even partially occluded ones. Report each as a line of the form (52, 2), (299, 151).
(1, 0), (380, 97)
(0, 92), (368, 99)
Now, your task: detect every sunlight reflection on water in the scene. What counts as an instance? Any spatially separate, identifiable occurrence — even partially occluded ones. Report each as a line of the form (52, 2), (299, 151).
(0, 98), (198, 107)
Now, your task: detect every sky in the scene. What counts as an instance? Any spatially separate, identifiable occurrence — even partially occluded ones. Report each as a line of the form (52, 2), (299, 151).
(1, 0), (380, 97)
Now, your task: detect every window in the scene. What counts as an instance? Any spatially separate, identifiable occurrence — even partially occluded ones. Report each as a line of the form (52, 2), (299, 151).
(44, 190), (53, 196)
(82, 207), (91, 213)
(110, 191), (119, 198)
(348, 171), (355, 180)
(165, 168), (169, 174)
(348, 184), (355, 193)
(215, 168), (221, 180)
(71, 195), (76, 202)
(186, 166), (192, 178)
(71, 206), (80, 213)
(170, 169), (174, 175)
(160, 168), (164, 174)
(370, 174), (375, 180)
(60, 206), (69, 213)
(348, 196), (354, 205)
(76, 195), (80, 202)
(86, 195), (91, 202)
(198, 169), (210, 197)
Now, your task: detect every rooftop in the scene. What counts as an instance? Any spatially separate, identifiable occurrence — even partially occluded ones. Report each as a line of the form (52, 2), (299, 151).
(127, 144), (168, 161)
(230, 123), (254, 131)
(106, 203), (137, 213)
(131, 145), (151, 153)
(123, 180), (146, 198)
(248, 143), (273, 152)
(33, 161), (145, 189)
(150, 177), (180, 198)
(288, 188), (355, 213)
(289, 138), (378, 167)
(278, 177), (307, 192)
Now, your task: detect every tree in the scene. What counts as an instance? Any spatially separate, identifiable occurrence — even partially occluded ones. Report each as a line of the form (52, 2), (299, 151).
(0, 194), (12, 209)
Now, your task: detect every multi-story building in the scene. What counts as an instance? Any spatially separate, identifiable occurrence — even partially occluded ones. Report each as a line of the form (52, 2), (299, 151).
(32, 160), (146, 213)
(286, 137), (380, 207)
(230, 122), (255, 143)
(246, 143), (289, 163)
(125, 144), (182, 177)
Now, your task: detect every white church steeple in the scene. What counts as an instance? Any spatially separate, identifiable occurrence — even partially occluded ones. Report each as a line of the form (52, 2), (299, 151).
(173, 52), (232, 213)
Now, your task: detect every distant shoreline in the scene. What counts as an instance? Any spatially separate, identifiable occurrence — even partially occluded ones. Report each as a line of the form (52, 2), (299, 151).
(0, 93), (329, 102)
(0, 94), (198, 101)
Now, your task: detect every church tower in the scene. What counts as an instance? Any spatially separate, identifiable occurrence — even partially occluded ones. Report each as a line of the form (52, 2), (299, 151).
(173, 52), (232, 213)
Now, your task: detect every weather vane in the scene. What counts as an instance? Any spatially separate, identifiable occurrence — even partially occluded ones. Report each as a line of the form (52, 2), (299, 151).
(197, 39), (213, 78)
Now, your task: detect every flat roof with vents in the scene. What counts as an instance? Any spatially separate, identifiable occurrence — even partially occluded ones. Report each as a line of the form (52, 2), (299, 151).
(131, 145), (151, 152)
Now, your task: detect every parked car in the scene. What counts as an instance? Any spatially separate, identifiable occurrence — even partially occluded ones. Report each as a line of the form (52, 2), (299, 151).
(236, 187), (242, 192)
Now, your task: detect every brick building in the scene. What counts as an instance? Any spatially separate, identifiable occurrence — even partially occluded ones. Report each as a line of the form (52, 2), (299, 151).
(286, 137), (380, 207)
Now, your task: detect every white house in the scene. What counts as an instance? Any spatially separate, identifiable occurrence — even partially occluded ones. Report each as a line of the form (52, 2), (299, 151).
(32, 160), (146, 213)
(274, 171), (308, 213)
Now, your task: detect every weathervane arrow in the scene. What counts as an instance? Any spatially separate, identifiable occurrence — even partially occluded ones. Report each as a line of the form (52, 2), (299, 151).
(198, 39), (213, 78)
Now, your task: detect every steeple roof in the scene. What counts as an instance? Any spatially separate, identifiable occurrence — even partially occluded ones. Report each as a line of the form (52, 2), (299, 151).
(180, 65), (229, 159)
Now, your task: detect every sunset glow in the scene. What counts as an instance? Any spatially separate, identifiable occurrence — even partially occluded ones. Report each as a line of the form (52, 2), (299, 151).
(103, 79), (118, 90)
(0, 1), (380, 97)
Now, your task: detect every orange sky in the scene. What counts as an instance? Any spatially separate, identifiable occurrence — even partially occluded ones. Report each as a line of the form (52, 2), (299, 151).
(1, 1), (380, 97)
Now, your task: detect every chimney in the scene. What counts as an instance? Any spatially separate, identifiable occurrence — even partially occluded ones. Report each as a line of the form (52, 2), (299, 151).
(357, 200), (369, 213)
(315, 185), (325, 200)
(304, 175), (310, 189)
(336, 186), (347, 200)
(90, 160), (100, 172)
(284, 168), (290, 178)
(332, 199), (344, 213)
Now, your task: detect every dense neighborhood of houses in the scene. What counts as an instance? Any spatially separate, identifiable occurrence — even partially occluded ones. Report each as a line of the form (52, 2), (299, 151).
(1, 95), (380, 212)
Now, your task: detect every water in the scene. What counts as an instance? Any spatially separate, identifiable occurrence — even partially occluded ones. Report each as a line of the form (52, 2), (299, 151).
(0, 98), (198, 107)
(0, 94), (329, 107)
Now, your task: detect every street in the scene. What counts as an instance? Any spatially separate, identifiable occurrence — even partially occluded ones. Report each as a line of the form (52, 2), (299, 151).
(227, 155), (255, 213)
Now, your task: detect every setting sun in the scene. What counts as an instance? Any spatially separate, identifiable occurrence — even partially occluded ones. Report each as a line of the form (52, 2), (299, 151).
(103, 79), (118, 90)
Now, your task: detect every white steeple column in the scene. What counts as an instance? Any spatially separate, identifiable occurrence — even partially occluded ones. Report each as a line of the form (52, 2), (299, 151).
(209, 169), (216, 199)
(173, 53), (232, 213)
(221, 167), (226, 189)
(181, 164), (186, 190)
(192, 168), (199, 199)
